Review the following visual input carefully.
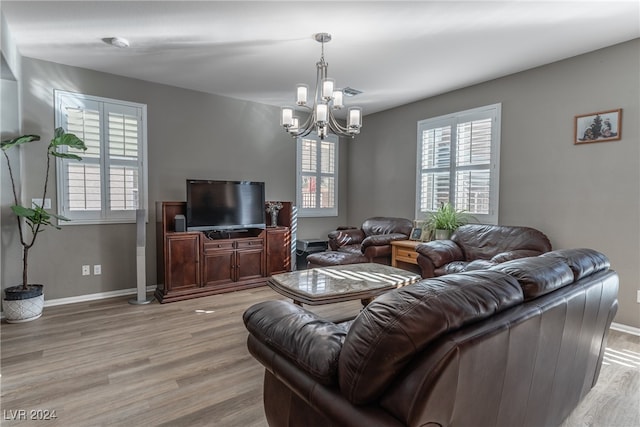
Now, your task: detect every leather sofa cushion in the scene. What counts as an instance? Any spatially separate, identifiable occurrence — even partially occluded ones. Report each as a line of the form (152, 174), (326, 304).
(338, 270), (523, 405)
(491, 249), (544, 263)
(541, 248), (610, 281)
(336, 244), (365, 255)
(362, 233), (409, 250)
(243, 300), (350, 386)
(453, 224), (552, 261)
(490, 257), (574, 300)
(361, 217), (413, 238)
(436, 259), (496, 275)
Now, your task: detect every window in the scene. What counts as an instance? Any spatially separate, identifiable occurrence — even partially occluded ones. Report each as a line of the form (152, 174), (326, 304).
(416, 103), (501, 224)
(296, 133), (338, 217)
(55, 90), (147, 224)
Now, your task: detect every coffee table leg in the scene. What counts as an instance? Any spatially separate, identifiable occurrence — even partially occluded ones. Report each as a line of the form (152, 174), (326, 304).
(360, 297), (373, 306)
(293, 299), (303, 306)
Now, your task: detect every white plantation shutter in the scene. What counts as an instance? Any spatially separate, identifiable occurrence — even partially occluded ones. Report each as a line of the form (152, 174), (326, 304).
(416, 104), (501, 224)
(64, 104), (102, 211)
(107, 109), (141, 211)
(297, 133), (338, 217)
(55, 90), (147, 224)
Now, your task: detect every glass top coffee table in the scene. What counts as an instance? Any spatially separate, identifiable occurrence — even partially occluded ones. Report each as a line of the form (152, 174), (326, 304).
(268, 263), (421, 306)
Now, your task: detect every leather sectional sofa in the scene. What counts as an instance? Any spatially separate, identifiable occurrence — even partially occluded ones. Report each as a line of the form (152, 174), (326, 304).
(244, 248), (618, 427)
(416, 224), (552, 278)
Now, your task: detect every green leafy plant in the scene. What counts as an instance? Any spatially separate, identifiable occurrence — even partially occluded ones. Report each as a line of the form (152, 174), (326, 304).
(425, 202), (473, 234)
(1, 128), (87, 291)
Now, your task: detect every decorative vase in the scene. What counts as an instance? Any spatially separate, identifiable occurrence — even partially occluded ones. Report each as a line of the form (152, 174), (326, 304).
(3, 284), (44, 323)
(270, 210), (279, 227)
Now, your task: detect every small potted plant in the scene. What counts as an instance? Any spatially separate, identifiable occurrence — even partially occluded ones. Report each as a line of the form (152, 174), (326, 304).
(2, 128), (86, 322)
(424, 202), (472, 240)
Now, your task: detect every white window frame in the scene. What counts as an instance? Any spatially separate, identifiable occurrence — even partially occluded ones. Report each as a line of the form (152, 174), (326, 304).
(296, 133), (339, 217)
(415, 103), (501, 224)
(54, 90), (148, 225)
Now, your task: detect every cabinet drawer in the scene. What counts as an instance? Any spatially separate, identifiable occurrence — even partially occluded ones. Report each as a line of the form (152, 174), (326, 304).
(396, 248), (418, 264)
(204, 241), (234, 251)
(236, 239), (264, 249)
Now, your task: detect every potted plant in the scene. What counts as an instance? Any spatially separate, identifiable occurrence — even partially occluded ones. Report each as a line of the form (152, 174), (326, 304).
(424, 202), (473, 240)
(1, 128), (86, 322)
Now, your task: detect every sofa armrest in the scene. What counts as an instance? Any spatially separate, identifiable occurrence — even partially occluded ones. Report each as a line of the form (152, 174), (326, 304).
(243, 300), (349, 385)
(415, 240), (464, 267)
(328, 229), (365, 250)
(361, 233), (408, 250)
(491, 249), (544, 263)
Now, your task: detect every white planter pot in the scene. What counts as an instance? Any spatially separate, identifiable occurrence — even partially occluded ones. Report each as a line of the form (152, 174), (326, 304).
(3, 285), (44, 323)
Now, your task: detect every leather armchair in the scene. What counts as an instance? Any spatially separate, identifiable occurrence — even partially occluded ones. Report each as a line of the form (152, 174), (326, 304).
(327, 217), (413, 264)
(416, 224), (552, 278)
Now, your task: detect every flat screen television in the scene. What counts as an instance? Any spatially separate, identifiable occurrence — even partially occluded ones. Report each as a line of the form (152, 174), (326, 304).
(186, 180), (266, 231)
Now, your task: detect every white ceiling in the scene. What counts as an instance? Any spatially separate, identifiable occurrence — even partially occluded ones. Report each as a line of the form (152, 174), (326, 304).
(2, 1), (639, 116)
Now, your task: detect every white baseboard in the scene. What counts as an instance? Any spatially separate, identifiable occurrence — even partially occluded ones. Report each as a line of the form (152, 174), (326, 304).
(44, 285), (157, 307)
(1, 286), (157, 318)
(610, 322), (640, 336)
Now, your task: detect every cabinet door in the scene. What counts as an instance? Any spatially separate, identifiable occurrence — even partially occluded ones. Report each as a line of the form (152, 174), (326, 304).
(203, 242), (235, 287)
(166, 234), (200, 291)
(266, 227), (291, 275)
(237, 248), (265, 282)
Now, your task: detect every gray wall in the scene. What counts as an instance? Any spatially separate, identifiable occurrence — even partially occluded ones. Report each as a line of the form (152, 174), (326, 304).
(5, 57), (348, 301)
(349, 39), (639, 328)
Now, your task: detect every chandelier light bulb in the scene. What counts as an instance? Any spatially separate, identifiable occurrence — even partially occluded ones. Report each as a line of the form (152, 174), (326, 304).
(290, 117), (300, 133)
(348, 107), (362, 129)
(281, 107), (294, 127)
(316, 104), (328, 123)
(332, 90), (343, 109)
(322, 78), (335, 101)
(296, 84), (308, 106)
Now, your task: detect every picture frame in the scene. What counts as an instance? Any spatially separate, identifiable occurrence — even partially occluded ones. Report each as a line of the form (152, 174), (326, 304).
(409, 227), (423, 241)
(574, 109), (622, 144)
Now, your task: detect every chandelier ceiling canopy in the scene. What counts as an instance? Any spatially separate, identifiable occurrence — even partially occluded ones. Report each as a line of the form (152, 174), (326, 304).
(280, 33), (362, 140)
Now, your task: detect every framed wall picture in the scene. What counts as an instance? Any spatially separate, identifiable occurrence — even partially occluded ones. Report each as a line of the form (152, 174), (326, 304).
(574, 109), (622, 144)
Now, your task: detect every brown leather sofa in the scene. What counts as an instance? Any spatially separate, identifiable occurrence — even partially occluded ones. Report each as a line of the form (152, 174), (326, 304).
(307, 217), (413, 267)
(244, 248), (618, 427)
(416, 223), (552, 278)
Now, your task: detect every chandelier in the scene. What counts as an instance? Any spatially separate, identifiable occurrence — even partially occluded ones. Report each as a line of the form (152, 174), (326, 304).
(280, 33), (362, 140)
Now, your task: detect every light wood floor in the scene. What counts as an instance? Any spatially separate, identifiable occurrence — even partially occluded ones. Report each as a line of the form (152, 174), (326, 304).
(1, 286), (638, 427)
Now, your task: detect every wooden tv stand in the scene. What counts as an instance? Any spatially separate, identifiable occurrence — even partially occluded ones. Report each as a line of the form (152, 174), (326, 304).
(155, 201), (291, 303)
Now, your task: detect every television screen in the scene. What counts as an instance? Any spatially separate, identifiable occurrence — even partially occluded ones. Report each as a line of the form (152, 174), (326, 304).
(186, 180), (266, 231)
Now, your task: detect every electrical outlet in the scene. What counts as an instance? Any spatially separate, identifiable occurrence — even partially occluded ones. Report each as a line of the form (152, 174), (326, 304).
(637, 290), (640, 304)
(93, 264), (101, 275)
(82, 265), (90, 276)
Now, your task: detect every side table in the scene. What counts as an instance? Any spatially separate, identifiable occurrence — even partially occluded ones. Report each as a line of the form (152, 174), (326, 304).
(390, 240), (423, 269)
